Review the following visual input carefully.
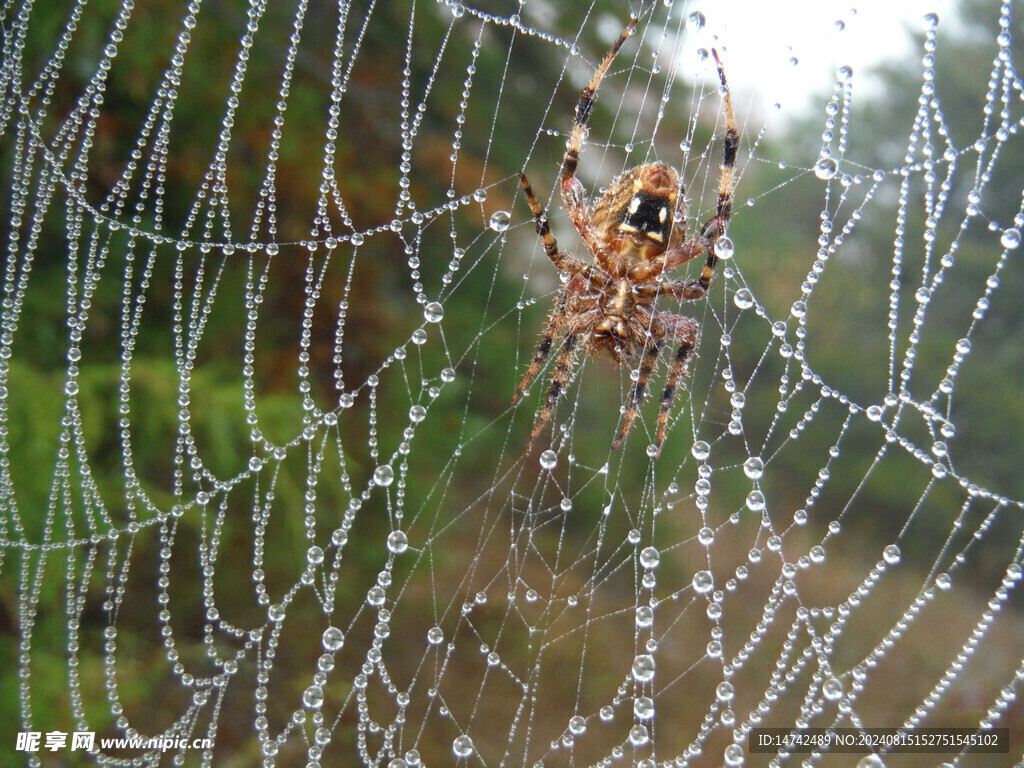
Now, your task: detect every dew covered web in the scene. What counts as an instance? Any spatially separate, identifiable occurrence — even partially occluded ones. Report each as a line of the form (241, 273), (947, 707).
(2, 0), (1024, 765)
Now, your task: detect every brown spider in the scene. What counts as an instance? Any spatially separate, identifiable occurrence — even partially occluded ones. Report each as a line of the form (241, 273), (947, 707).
(512, 19), (738, 458)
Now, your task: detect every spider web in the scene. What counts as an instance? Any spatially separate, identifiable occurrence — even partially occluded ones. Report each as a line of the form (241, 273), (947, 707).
(1, 0), (1022, 766)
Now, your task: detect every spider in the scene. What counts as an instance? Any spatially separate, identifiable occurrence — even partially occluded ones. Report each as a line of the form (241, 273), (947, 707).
(512, 19), (738, 458)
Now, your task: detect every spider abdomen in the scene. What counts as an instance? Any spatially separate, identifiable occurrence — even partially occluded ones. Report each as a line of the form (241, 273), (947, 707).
(591, 163), (681, 266)
(616, 190), (672, 245)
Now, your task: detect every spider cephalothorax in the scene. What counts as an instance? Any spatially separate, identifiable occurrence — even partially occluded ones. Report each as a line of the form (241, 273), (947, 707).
(513, 19), (738, 458)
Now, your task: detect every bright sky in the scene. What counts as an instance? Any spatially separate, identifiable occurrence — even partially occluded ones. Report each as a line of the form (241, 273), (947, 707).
(687, 0), (949, 121)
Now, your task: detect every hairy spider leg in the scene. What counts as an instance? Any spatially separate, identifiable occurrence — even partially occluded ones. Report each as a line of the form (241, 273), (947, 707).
(517, 173), (602, 279)
(558, 19), (637, 270)
(654, 315), (700, 456)
(513, 173), (606, 407)
(560, 18), (637, 185)
(613, 52), (737, 455)
(526, 333), (580, 453)
(512, 290), (567, 407)
(518, 172), (562, 264)
(611, 339), (663, 449)
(696, 48), (738, 289)
(653, 48), (738, 287)
(633, 279), (706, 302)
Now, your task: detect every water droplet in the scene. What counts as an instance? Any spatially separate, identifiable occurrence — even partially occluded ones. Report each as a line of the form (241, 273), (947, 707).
(303, 685), (324, 709)
(488, 210), (511, 232)
(790, 300), (807, 319)
(409, 405), (427, 423)
(411, 328), (428, 345)
(367, 586), (386, 607)
(635, 605), (654, 628)
(631, 654), (655, 682)
(679, 139), (691, 153)
(629, 724), (650, 746)
(745, 490), (765, 512)
(866, 404), (883, 422)
(440, 366), (456, 382)
(693, 570), (714, 593)
(1000, 227), (1020, 249)
(639, 547), (660, 569)
(723, 743), (745, 766)
(473, 187), (487, 202)
(645, 443), (659, 458)
(633, 696), (654, 720)
(387, 530), (409, 554)
(716, 681), (735, 702)
(822, 676), (843, 701)
(687, 10), (705, 29)
(452, 734), (475, 758)
(714, 235), (734, 259)
(373, 465), (395, 486)
(883, 543), (901, 565)
(427, 626), (444, 645)
(424, 302), (444, 322)
(814, 156), (838, 180)
(268, 603), (286, 622)
(733, 288), (754, 309)
(568, 715), (587, 735)
(599, 705), (614, 721)
(691, 440), (710, 461)
(743, 456), (764, 480)
(350, 233), (365, 246)
(322, 626), (345, 651)
(539, 449), (557, 470)
(306, 546), (324, 565)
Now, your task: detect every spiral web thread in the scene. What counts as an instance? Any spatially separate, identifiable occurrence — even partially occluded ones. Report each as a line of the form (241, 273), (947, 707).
(1, 0), (1022, 766)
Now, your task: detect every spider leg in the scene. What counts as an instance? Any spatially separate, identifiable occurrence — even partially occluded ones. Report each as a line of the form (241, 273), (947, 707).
(653, 315), (700, 457)
(519, 173), (609, 284)
(634, 279), (707, 303)
(611, 338), (663, 450)
(558, 20), (636, 271)
(512, 288), (568, 406)
(648, 48), (738, 282)
(525, 333), (580, 453)
(560, 19), (637, 186)
(515, 171), (609, 408)
(518, 172), (563, 266)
